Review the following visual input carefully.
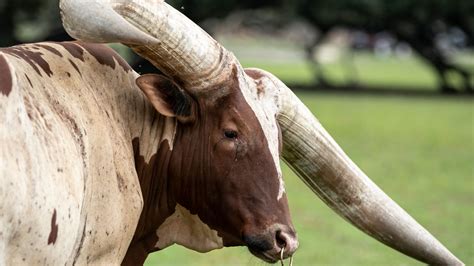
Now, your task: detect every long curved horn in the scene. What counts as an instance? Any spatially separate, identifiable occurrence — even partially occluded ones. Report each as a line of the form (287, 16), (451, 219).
(60, 0), (234, 91)
(246, 68), (463, 265)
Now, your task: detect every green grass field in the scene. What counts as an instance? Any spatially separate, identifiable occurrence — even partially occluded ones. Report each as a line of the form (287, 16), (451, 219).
(145, 93), (473, 265)
(240, 54), (440, 89)
(220, 37), (473, 90)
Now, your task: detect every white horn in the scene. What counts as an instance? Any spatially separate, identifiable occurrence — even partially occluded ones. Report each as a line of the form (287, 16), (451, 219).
(60, 0), (159, 45)
(246, 68), (463, 265)
(60, 0), (235, 91)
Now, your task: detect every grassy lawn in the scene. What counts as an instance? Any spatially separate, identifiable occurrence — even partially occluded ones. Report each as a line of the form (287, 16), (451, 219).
(241, 60), (316, 86)
(145, 93), (473, 265)
(220, 37), (473, 90)
(240, 54), (439, 89)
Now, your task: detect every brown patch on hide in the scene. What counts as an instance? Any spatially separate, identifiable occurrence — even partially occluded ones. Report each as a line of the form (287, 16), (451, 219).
(256, 80), (265, 97)
(244, 69), (264, 80)
(57, 42), (85, 61)
(47, 209), (58, 245)
(2, 45), (53, 77)
(123, 138), (175, 265)
(44, 92), (87, 170)
(24, 74), (33, 87)
(68, 59), (81, 76)
(116, 173), (126, 192)
(80, 42), (132, 72)
(0, 54), (12, 96)
(244, 69), (265, 97)
(23, 94), (35, 120)
(35, 44), (62, 57)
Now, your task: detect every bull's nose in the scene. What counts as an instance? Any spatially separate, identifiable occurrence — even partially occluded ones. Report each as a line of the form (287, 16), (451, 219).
(244, 225), (298, 263)
(275, 229), (298, 259)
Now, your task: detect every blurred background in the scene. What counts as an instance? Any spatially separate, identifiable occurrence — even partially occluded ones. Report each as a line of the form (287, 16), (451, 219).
(1, 0), (472, 265)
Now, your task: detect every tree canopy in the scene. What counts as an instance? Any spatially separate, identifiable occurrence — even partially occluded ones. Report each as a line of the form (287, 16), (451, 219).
(1, 0), (472, 92)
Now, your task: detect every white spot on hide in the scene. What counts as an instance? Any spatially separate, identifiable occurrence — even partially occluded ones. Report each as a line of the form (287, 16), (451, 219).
(154, 204), (223, 252)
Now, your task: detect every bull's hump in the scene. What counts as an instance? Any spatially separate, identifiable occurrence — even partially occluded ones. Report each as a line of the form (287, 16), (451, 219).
(0, 54), (12, 96)
(1, 45), (54, 78)
(57, 42), (132, 73)
(1, 42), (133, 81)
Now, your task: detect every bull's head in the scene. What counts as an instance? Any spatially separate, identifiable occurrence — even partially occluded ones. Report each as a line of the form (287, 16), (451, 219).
(133, 66), (297, 261)
(60, 0), (462, 264)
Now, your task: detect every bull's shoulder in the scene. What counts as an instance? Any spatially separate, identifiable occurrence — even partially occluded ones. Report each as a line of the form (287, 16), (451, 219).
(55, 41), (133, 73)
(0, 41), (139, 103)
(0, 41), (134, 78)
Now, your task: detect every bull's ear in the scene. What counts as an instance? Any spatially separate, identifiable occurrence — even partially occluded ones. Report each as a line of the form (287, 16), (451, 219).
(136, 74), (195, 123)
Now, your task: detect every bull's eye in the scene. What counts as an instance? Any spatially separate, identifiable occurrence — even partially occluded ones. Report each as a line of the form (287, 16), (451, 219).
(224, 130), (238, 139)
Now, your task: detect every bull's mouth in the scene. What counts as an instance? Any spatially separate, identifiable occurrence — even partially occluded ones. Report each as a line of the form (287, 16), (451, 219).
(248, 247), (280, 263)
(244, 235), (289, 263)
(243, 234), (278, 263)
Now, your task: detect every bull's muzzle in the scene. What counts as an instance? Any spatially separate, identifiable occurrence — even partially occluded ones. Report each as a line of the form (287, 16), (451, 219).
(244, 224), (298, 263)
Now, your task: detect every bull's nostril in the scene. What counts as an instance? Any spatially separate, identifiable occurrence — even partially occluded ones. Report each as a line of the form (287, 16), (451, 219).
(275, 230), (287, 248)
(275, 229), (298, 258)
(244, 229), (298, 263)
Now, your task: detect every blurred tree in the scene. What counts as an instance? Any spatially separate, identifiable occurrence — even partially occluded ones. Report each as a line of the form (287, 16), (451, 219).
(168, 0), (280, 22)
(0, 0), (65, 47)
(284, 0), (474, 92)
(1, 0), (472, 92)
(0, 0), (42, 46)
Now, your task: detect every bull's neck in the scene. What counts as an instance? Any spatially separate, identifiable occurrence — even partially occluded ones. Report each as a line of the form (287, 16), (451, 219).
(124, 95), (179, 263)
(126, 89), (176, 159)
(124, 99), (225, 263)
